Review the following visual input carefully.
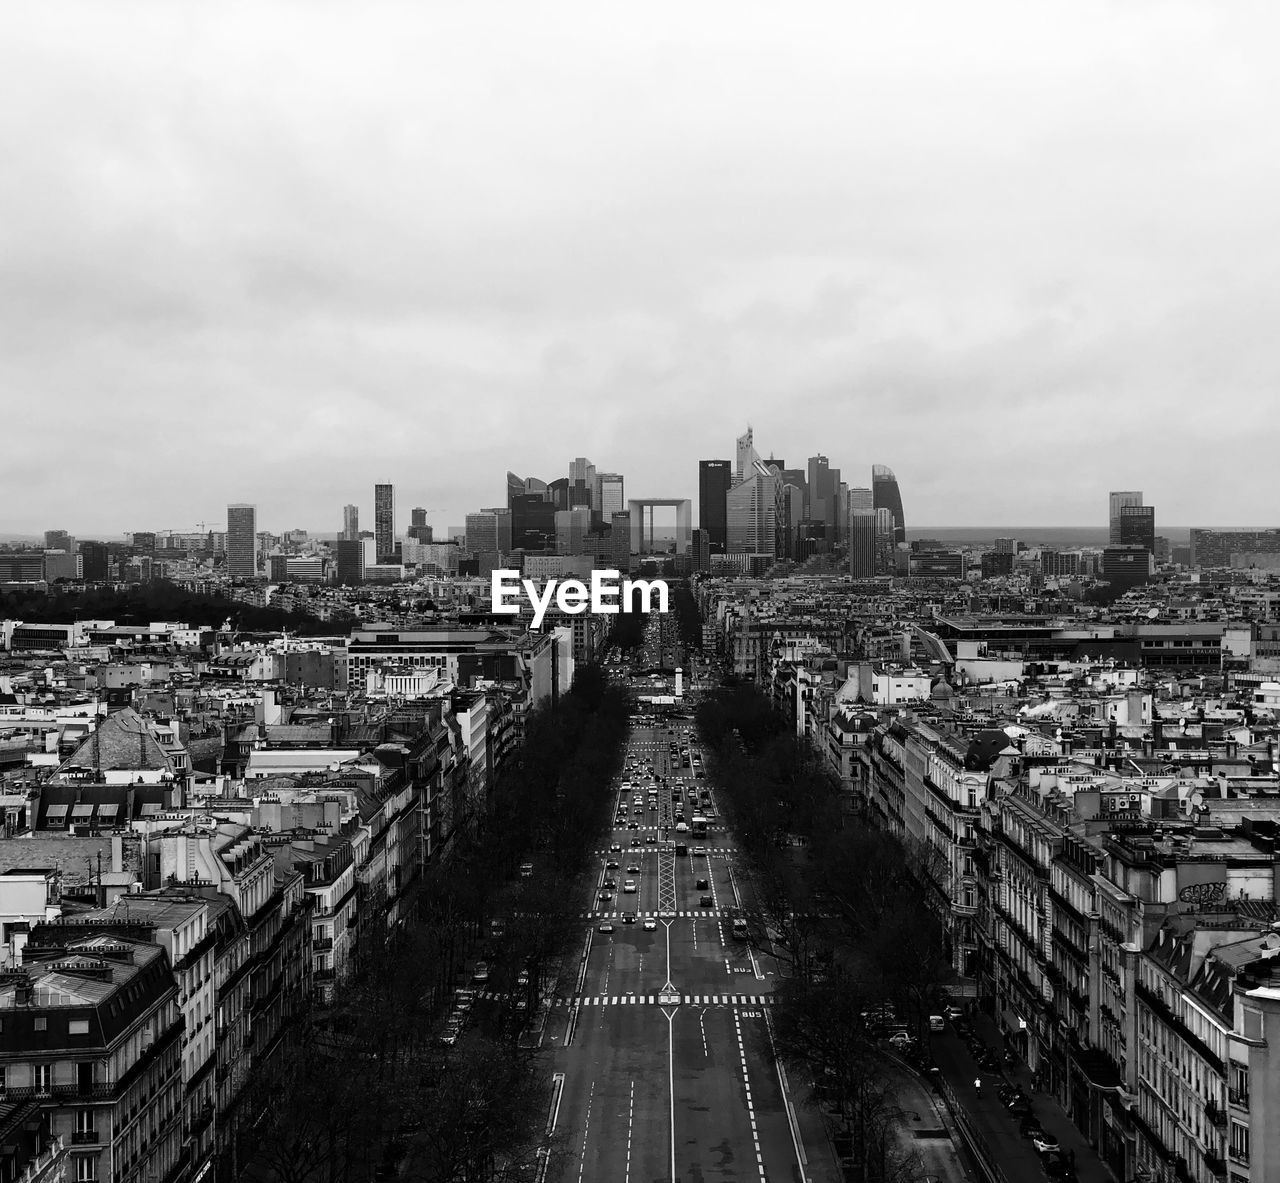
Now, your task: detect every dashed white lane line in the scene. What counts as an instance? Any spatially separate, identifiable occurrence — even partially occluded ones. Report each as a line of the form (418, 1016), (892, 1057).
(625, 1079), (634, 1183)
(577, 1081), (595, 1183)
(733, 1011), (767, 1182)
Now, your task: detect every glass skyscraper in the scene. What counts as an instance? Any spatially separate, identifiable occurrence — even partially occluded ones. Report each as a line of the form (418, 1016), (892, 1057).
(698, 460), (732, 553)
(871, 464), (906, 546)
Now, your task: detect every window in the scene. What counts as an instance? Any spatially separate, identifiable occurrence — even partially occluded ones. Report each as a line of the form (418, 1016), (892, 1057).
(34, 1017), (47, 1032)
(35, 1064), (52, 1093)
(74, 1156), (99, 1183)
(69, 1019), (90, 1036)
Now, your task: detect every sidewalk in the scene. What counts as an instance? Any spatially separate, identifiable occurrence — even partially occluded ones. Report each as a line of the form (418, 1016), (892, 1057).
(928, 1012), (1115, 1183)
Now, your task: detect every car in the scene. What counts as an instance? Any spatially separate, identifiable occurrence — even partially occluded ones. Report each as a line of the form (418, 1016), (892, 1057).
(888, 1031), (914, 1050)
(643, 918), (657, 930)
(646, 835), (657, 843)
(603, 877), (617, 889)
(700, 894), (714, 907)
(623, 880), (637, 893)
(623, 914), (636, 924)
(1019, 1116), (1045, 1139)
(1031, 1132), (1061, 1155)
(516, 970), (530, 987)
(598, 922), (615, 933)
(675, 822), (689, 833)
(606, 860), (619, 869)
(692, 846), (707, 856)
(471, 962), (490, 983)
(696, 877), (709, 890)
(629, 822), (640, 830)
(627, 863), (640, 873)
(610, 844), (622, 852)
(437, 1028), (460, 1046)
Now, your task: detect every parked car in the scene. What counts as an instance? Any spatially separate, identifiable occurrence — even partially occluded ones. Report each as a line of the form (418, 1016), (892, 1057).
(888, 1031), (914, 1050)
(1031, 1131), (1061, 1156)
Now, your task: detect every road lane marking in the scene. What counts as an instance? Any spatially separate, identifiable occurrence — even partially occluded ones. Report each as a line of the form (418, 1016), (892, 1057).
(763, 1003), (810, 1180)
(732, 1011), (767, 1182)
(662, 1006), (678, 1183)
(577, 1081), (596, 1183)
(625, 1079), (634, 1183)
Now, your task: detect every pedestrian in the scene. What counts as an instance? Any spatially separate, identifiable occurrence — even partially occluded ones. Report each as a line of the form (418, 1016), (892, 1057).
(974, 1076), (982, 1093)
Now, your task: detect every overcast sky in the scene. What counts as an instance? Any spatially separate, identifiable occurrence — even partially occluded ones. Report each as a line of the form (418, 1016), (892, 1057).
(3, 1), (1277, 537)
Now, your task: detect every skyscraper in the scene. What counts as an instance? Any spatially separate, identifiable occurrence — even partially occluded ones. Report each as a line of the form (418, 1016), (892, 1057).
(726, 460), (782, 556)
(79, 540), (109, 582)
(555, 508), (592, 555)
(734, 426), (758, 487)
(343, 504), (359, 541)
(226, 504), (257, 578)
(374, 483), (395, 562)
(596, 473), (625, 524)
(411, 507), (428, 528)
(466, 511), (500, 557)
(848, 509), (876, 578)
(872, 465), (906, 546)
(698, 460), (732, 554)
(44, 530), (72, 552)
(1119, 505), (1156, 554)
(1109, 491), (1144, 545)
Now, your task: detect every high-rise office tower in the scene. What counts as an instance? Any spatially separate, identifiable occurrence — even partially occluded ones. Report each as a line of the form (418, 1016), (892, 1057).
(511, 495), (556, 551)
(1119, 505), (1156, 554)
(547, 478), (571, 511)
(596, 473), (625, 525)
(44, 530), (72, 552)
(611, 512), (632, 573)
(374, 483), (395, 561)
(698, 460), (732, 554)
(226, 504), (257, 578)
(569, 457), (596, 512)
(1108, 491), (1144, 545)
(555, 508), (591, 555)
(734, 426), (759, 487)
(849, 509), (876, 578)
(872, 465), (906, 546)
(726, 460), (782, 556)
(411, 507), (428, 529)
(994, 537), (1019, 554)
(806, 454), (838, 529)
(343, 504), (359, 541)
(79, 541), (109, 582)
(466, 511), (500, 557)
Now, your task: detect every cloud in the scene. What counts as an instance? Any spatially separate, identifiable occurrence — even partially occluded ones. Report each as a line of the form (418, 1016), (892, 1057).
(2, 0), (1279, 534)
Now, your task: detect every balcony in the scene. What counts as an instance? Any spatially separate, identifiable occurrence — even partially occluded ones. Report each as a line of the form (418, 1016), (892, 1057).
(71, 1130), (100, 1145)
(313, 936), (333, 952)
(1205, 1100), (1227, 1128)
(1203, 1151), (1227, 1177)
(314, 967), (336, 982)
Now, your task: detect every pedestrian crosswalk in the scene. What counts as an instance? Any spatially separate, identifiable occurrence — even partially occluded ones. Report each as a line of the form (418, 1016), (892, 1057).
(588, 910), (722, 919)
(595, 847), (734, 855)
(554, 994), (773, 1007)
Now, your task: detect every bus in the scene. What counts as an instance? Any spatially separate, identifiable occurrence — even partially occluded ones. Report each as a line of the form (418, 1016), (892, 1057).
(730, 916), (749, 940)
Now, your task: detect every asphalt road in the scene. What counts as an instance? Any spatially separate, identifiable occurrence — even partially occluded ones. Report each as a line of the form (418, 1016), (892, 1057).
(545, 719), (813, 1183)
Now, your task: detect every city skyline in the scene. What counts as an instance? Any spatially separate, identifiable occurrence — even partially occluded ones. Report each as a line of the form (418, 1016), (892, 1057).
(4, 4), (1280, 533)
